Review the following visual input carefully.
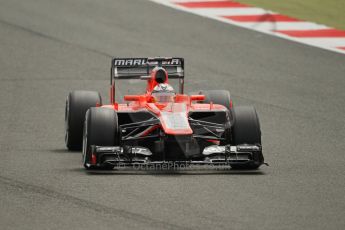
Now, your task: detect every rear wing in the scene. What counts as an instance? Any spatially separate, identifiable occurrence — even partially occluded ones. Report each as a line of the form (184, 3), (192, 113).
(110, 57), (185, 99)
(111, 57), (184, 80)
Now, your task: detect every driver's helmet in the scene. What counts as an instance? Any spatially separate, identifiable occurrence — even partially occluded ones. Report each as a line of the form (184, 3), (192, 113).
(151, 83), (175, 103)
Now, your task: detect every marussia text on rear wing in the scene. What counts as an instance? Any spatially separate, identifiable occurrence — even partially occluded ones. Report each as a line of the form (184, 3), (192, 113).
(111, 57), (184, 79)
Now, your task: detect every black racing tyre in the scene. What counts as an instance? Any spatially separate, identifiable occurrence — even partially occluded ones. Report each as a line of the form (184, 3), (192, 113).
(82, 107), (120, 170)
(230, 106), (263, 170)
(65, 91), (102, 150)
(199, 90), (232, 111)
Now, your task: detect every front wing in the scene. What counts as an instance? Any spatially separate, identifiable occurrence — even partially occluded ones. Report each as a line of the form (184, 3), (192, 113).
(86, 144), (263, 169)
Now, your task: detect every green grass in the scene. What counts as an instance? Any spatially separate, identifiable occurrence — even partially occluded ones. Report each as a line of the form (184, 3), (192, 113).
(235, 0), (345, 30)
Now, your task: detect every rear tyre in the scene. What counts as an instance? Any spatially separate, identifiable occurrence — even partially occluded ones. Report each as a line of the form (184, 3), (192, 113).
(199, 90), (232, 111)
(193, 90), (232, 145)
(65, 91), (102, 150)
(82, 107), (120, 170)
(230, 106), (263, 170)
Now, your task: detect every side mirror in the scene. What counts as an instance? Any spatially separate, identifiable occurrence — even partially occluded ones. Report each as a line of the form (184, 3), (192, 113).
(190, 95), (205, 101)
(124, 95), (140, 101)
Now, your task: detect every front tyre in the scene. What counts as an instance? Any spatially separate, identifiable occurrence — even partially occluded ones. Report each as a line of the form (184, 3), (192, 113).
(230, 106), (264, 170)
(82, 107), (120, 170)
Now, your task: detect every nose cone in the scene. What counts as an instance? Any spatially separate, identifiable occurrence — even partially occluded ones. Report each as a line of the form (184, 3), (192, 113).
(158, 103), (192, 135)
(160, 111), (193, 135)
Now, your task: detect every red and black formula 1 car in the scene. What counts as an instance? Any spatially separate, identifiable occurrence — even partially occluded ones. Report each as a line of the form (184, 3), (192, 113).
(65, 57), (265, 170)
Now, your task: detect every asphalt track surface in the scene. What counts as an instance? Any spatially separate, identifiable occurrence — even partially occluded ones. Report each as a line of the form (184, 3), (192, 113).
(0, 0), (344, 229)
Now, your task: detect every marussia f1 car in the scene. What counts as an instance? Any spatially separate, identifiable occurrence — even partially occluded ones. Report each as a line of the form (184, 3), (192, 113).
(65, 57), (265, 170)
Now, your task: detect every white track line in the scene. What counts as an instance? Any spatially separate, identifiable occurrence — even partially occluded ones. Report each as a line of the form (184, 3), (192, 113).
(237, 22), (329, 31)
(191, 8), (274, 16)
(295, 38), (345, 47)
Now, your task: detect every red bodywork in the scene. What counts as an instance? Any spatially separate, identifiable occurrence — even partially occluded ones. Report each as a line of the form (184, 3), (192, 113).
(102, 67), (230, 136)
